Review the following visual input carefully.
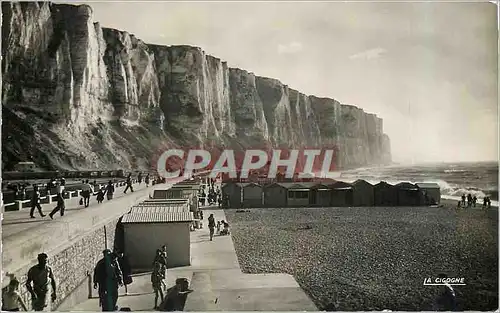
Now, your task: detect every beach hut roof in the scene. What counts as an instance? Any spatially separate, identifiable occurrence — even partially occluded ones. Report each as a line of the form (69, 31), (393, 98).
(263, 182), (288, 189)
(309, 183), (329, 189)
(328, 181), (353, 189)
(353, 179), (373, 186)
(395, 182), (418, 190)
(171, 185), (198, 190)
(375, 181), (394, 187)
(286, 183), (306, 189)
(222, 181), (240, 188)
(121, 212), (194, 224)
(296, 182), (320, 188)
(240, 182), (262, 188)
(416, 183), (440, 189)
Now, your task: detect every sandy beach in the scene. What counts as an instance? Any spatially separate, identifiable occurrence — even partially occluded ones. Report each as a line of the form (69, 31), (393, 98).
(225, 201), (498, 310)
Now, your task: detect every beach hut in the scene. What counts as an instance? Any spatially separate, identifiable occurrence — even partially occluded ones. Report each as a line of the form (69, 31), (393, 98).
(395, 182), (421, 206)
(309, 183), (331, 206)
(153, 188), (193, 199)
(122, 210), (194, 270)
(287, 183), (311, 207)
(140, 199), (190, 208)
(263, 183), (288, 207)
(242, 182), (263, 208)
(172, 183), (201, 191)
(329, 181), (354, 206)
(221, 182), (242, 208)
(373, 181), (398, 206)
(416, 183), (441, 205)
(352, 179), (375, 206)
(130, 204), (190, 213)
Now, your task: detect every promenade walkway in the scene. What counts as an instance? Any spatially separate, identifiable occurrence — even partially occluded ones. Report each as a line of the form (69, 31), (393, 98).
(2, 182), (147, 239)
(72, 208), (317, 311)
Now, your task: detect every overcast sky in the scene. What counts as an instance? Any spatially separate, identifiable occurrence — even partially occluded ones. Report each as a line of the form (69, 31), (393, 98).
(72, 1), (497, 164)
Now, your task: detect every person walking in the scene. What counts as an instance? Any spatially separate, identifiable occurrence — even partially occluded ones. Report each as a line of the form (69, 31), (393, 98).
(159, 245), (168, 290)
(48, 189), (65, 219)
(81, 180), (94, 208)
(96, 188), (105, 204)
(151, 250), (166, 310)
(2, 276), (28, 311)
(124, 174), (134, 194)
(208, 214), (216, 241)
(115, 251), (132, 295)
(105, 181), (115, 201)
(29, 184), (45, 218)
(25, 253), (57, 311)
(58, 178), (66, 194)
(93, 250), (123, 311)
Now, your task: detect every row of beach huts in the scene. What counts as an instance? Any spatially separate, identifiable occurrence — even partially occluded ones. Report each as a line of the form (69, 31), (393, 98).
(119, 180), (203, 272)
(221, 180), (441, 208)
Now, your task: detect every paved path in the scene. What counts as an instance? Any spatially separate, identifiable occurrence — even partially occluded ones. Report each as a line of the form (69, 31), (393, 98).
(2, 182), (148, 239)
(72, 208), (317, 311)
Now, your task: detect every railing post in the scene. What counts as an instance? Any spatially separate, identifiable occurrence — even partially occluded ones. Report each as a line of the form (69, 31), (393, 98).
(16, 200), (22, 211)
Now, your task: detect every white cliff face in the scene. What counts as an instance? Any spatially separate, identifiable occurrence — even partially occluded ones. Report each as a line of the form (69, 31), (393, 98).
(228, 68), (270, 144)
(150, 45), (236, 145)
(102, 28), (161, 123)
(2, 1), (391, 170)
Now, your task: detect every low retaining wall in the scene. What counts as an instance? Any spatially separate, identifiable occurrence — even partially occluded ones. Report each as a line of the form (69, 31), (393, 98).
(2, 183), (172, 310)
(3, 179), (138, 211)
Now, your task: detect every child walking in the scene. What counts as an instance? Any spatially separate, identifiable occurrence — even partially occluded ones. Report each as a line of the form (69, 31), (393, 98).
(96, 188), (105, 204)
(2, 277), (28, 311)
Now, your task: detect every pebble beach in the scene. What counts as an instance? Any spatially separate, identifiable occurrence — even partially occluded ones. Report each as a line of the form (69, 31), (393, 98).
(225, 202), (498, 311)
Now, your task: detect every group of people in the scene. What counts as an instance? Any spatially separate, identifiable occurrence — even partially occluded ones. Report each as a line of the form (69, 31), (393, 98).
(207, 213), (230, 241)
(27, 172), (152, 220)
(458, 193), (492, 209)
(93, 249), (133, 311)
(199, 185), (222, 207)
(3, 253), (57, 311)
(29, 178), (67, 219)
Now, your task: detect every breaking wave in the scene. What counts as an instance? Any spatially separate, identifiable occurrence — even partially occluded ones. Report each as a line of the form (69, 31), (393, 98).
(338, 161), (498, 202)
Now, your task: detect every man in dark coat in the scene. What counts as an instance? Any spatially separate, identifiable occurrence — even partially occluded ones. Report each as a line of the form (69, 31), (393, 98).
(29, 184), (45, 218)
(94, 250), (123, 311)
(124, 174), (134, 194)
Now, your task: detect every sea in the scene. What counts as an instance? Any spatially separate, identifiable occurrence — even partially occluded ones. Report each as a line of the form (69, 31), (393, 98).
(333, 161), (499, 205)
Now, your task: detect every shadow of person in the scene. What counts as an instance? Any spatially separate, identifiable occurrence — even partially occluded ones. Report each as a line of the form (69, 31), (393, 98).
(158, 278), (192, 311)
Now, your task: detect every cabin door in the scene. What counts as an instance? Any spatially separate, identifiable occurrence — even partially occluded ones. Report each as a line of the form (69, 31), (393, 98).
(309, 189), (317, 205)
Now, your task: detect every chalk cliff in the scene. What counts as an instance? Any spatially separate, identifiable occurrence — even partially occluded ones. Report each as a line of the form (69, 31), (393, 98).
(1, 2), (391, 171)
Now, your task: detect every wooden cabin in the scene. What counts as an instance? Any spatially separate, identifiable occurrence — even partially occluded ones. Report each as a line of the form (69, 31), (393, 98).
(221, 182), (242, 208)
(241, 182), (263, 208)
(395, 182), (421, 206)
(374, 181), (398, 206)
(352, 179), (375, 206)
(416, 182), (441, 205)
(263, 183), (288, 207)
(287, 183), (310, 207)
(328, 181), (354, 207)
(309, 183), (331, 207)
